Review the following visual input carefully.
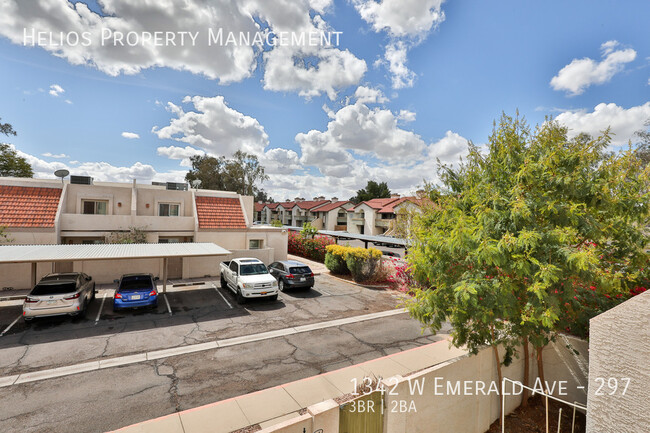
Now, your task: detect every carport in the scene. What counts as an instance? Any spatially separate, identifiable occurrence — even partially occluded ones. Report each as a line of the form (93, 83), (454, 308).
(0, 243), (231, 293)
(286, 226), (409, 250)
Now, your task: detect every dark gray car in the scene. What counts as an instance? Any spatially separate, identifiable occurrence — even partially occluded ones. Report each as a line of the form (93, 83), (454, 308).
(268, 260), (314, 291)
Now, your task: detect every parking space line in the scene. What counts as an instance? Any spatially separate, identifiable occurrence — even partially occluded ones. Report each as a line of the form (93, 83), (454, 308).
(0, 308), (407, 387)
(318, 288), (332, 296)
(163, 294), (172, 316)
(0, 314), (22, 337)
(95, 293), (107, 325)
(211, 283), (233, 309)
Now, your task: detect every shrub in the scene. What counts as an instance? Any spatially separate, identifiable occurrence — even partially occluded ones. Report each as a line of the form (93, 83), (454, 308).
(300, 222), (318, 238)
(271, 219), (283, 227)
(324, 244), (381, 282)
(288, 230), (335, 262)
(325, 245), (349, 275)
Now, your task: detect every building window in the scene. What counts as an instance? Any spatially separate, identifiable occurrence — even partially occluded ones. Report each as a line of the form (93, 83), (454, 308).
(82, 200), (108, 215)
(249, 239), (263, 250)
(159, 203), (180, 216)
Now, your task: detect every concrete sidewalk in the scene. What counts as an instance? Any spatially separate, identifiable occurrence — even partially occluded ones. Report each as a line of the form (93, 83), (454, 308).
(287, 254), (329, 275)
(113, 339), (468, 433)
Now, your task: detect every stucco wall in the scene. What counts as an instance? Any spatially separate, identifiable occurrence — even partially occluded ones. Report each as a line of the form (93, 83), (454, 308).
(586, 291), (650, 432)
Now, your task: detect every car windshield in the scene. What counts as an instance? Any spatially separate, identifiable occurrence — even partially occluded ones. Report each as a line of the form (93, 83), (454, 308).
(31, 282), (77, 296)
(120, 276), (153, 292)
(240, 264), (268, 275)
(289, 267), (312, 275)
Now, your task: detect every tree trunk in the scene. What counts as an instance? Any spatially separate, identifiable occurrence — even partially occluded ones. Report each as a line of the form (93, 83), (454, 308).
(491, 328), (504, 423)
(536, 345), (548, 410)
(520, 336), (530, 408)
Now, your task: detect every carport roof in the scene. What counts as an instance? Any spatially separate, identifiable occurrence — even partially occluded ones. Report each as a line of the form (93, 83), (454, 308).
(0, 242), (231, 264)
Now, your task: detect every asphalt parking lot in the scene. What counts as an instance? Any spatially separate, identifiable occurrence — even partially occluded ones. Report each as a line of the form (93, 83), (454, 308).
(0, 273), (452, 433)
(0, 274), (404, 376)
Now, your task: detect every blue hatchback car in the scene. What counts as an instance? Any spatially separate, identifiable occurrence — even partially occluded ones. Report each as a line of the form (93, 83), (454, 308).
(113, 273), (159, 312)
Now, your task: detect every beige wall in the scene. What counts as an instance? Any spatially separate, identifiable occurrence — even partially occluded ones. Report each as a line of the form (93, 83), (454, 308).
(64, 183), (132, 216)
(4, 229), (57, 245)
(136, 188), (194, 217)
(0, 262), (53, 290)
(586, 291), (650, 432)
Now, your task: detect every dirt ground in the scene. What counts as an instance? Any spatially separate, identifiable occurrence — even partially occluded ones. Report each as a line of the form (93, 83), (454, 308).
(486, 396), (586, 433)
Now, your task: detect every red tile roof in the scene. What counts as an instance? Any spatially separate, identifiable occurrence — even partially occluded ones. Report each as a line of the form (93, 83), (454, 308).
(254, 203), (265, 212)
(264, 203), (280, 210)
(351, 198), (400, 211)
(311, 200), (350, 212)
(0, 186), (62, 228)
(278, 201), (297, 210)
(195, 196), (247, 229)
(295, 200), (330, 210)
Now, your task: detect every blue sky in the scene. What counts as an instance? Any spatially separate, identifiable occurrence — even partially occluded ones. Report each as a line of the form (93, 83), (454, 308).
(0, 0), (648, 200)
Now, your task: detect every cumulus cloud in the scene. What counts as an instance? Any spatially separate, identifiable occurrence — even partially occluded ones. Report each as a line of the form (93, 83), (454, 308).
(260, 148), (303, 175)
(354, 86), (388, 104)
(121, 132), (140, 139)
(0, 0), (364, 100)
(397, 109), (416, 123)
(49, 84), (64, 97)
(555, 102), (650, 146)
(15, 146), (186, 183)
(152, 95), (269, 157)
(550, 41), (637, 96)
(156, 145), (205, 167)
(296, 101), (426, 176)
(353, 0), (445, 89)
(41, 152), (69, 159)
(353, 0), (445, 38)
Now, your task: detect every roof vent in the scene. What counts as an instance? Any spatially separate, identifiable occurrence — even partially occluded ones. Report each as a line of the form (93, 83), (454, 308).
(70, 175), (93, 185)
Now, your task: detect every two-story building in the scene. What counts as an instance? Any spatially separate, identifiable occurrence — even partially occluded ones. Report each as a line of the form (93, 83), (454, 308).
(310, 200), (353, 231)
(0, 176), (287, 288)
(347, 196), (424, 235)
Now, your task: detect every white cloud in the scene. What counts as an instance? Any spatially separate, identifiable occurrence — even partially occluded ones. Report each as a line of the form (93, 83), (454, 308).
(152, 95), (269, 157)
(397, 109), (416, 123)
(296, 101), (426, 177)
(260, 148), (303, 175)
(41, 152), (69, 159)
(352, 0), (445, 39)
(383, 41), (417, 89)
(550, 41), (637, 96)
(555, 102), (650, 146)
(354, 86), (388, 104)
(49, 84), (64, 97)
(15, 146), (186, 183)
(121, 132), (140, 139)
(0, 0), (364, 100)
(64, 99), (73, 104)
(156, 145), (205, 160)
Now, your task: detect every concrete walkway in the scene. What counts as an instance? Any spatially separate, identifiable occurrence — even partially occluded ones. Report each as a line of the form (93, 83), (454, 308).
(113, 339), (468, 433)
(287, 254), (329, 275)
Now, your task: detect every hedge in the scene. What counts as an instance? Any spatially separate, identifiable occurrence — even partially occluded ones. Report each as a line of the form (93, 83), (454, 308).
(287, 230), (335, 262)
(325, 244), (382, 282)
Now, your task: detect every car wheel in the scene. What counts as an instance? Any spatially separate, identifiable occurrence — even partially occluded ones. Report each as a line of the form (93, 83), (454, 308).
(236, 288), (246, 305)
(91, 285), (96, 301)
(220, 276), (227, 289)
(78, 300), (88, 318)
(306, 285), (313, 290)
(24, 317), (33, 323)
(269, 294), (278, 302)
(279, 279), (285, 292)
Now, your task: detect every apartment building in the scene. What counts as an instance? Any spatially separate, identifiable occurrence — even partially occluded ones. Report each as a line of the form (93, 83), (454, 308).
(0, 176), (287, 288)
(309, 200), (353, 231)
(347, 196), (425, 235)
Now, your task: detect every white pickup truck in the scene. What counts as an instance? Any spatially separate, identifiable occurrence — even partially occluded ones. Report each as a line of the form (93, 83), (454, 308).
(220, 258), (279, 304)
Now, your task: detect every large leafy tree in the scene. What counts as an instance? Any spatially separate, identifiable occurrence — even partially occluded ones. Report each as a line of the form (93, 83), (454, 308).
(185, 150), (269, 196)
(406, 113), (649, 410)
(0, 118), (33, 178)
(634, 118), (650, 165)
(350, 180), (391, 204)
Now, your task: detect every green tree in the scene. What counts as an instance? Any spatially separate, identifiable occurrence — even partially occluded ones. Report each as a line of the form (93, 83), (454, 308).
(406, 113), (649, 411)
(254, 189), (274, 203)
(0, 118), (33, 178)
(350, 180), (391, 204)
(634, 118), (650, 165)
(185, 151), (269, 196)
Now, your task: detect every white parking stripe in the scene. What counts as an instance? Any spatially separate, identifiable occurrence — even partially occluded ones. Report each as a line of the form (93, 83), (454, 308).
(0, 308), (407, 387)
(163, 294), (172, 316)
(319, 288), (332, 296)
(0, 314), (22, 337)
(211, 283), (233, 309)
(95, 293), (107, 325)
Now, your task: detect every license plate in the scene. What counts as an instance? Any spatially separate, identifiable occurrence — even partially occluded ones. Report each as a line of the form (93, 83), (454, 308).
(47, 300), (57, 305)
(300, 277), (305, 282)
(131, 295), (141, 300)
(261, 292), (267, 295)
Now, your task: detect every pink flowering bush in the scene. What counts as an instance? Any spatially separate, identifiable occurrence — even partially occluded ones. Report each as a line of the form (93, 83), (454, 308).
(287, 231), (335, 262)
(385, 257), (418, 293)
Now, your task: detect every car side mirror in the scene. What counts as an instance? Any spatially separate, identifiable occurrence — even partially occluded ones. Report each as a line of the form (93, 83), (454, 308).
(113, 279), (119, 284)
(154, 277), (159, 281)
(86, 276), (92, 281)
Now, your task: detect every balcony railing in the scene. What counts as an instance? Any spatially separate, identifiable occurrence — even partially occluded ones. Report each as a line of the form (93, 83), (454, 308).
(60, 214), (195, 232)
